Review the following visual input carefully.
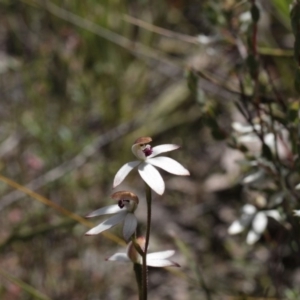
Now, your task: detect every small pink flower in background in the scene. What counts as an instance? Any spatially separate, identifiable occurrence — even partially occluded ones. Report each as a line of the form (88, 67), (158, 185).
(106, 237), (180, 267)
(85, 191), (139, 241)
(25, 153), (44, 172)
(113, 137), (190, 195)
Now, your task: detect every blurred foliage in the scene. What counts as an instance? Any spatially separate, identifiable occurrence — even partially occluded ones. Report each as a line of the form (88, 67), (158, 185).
(0, 0), (299, 299)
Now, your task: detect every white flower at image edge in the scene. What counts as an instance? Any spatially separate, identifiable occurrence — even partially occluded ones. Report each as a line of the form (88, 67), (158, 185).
(113, 137), (190, 195)
(228, 204), (281, 245)
(85, 191), (139, 241)
(106, 237), (180, 268)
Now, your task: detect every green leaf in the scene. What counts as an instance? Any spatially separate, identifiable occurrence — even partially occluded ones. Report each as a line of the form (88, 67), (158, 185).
(290, 1), (300, 36)
(272, 0), (292, 29)
(262, 143), (273, 160)
(186, 69), (198, 94)
(0, 268), (52, 300)
(251, 4), (260, 23)
(211, 128), (227, 140)
(295, 67), (300, 93)
(288, 100), (300, 122)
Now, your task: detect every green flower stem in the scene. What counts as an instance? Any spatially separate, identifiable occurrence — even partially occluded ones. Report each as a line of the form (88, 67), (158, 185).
(141, 253), (148, 300)
(133, 263), (143, 300)
(145, 184), (152, 252)
(141, 183), (152, 300)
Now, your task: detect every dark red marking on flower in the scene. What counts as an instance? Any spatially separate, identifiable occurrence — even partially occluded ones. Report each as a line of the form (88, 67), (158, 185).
(118, 199), (130, 208)
(143, 146), (153, 157)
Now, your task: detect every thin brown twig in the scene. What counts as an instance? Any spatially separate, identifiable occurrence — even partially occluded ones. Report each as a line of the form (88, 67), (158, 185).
(123, 15), (199, 45)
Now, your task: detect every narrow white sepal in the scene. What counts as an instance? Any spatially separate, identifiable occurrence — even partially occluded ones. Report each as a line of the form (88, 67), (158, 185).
(113, 161), (140, 187)
(85, 211), (127, 235)
(147, 250), (175, 260)
(146, 258), (179, 267)
(106, 253), (130, 262)
(138, 162), (165, 195)
(147, 157), (190, 176)
(123, 213), (137, 241)
(295, 183), (300, 190)
(149, 144), (180, 158)
(86, 205), (123, 218)
(146, 251), (179, 267)
(293, 210), (300, 217)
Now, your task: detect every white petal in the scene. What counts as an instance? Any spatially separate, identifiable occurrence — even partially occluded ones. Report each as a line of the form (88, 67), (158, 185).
(123, 213), (137, 241)
(146, 258), (179, 267)
(85, 211), (127, 235)
(252, 212), (268, 234)
(149, 144), (180, 158)
(86, 205), (123, 218)
(147, 157), (190, 176)
(138, 163), (165, 195)
(264, 133), (275, 150)
(295, 183), (300, 190)
(228, 219), (247, 235)
(246, 229), (261, 245)
(147, 250), (175, 260)
(237, 134), (259, 143)
(242, 204), (257, 215)
(113, 161), (140, 187)
(294, 210), (300, 217)
(242, 170), (264, 184)
(232, 122), (260, 133)
(264, 210), (281, 222)
(228, 205), (255, 235)
(106, 253), (130, 262)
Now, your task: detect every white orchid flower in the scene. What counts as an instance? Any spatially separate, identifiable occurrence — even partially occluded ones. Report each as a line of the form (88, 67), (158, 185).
(113, 137), (190, 195)
(106, 237), (180, 268)
(85, 191), (139, 241)
(228, 204), (281, 245)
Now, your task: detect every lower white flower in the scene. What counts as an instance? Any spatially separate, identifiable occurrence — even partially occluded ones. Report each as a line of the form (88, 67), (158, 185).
(228, 204), (281, 245)
(106, 237), (180, 268)
(85, 191), (138, 241)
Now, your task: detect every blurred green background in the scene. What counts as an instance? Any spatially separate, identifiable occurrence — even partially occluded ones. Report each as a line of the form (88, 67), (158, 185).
(0, 0), (298, 299)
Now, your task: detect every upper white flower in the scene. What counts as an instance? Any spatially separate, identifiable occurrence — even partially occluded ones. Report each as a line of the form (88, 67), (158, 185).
(85, 191), (138, 241)
(113, 137), (190, 195)
(228, 204), (281, 245)
(106, 237), (180, 268)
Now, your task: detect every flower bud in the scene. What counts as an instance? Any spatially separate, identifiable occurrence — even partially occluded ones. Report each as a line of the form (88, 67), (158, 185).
(127, 237), (145, 264)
